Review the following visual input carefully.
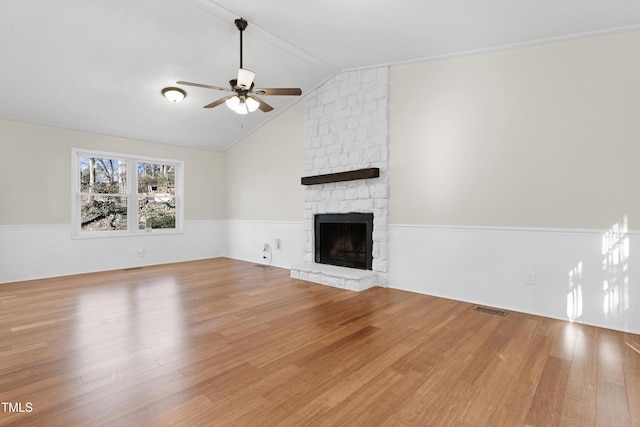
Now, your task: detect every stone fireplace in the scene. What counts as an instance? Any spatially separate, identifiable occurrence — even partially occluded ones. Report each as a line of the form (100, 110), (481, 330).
(290, 67), (389, 291)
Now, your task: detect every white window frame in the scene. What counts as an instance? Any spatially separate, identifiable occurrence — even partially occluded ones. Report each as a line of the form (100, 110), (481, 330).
(71, 148), (184, 239)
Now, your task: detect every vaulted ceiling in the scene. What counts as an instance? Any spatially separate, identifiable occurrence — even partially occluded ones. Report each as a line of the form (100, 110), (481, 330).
(1, 0), (639, 151)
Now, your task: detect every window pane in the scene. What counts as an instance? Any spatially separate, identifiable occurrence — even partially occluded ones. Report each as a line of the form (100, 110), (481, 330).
(80, 195), (128, 231)
(137, 162), (175, 193)
(139, 199), (176, 230)
(80, 157), (127, 194)
(138, 162), (176, 230)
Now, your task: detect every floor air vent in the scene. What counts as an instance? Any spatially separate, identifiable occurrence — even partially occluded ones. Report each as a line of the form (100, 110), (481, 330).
(475, 306), (509, 316)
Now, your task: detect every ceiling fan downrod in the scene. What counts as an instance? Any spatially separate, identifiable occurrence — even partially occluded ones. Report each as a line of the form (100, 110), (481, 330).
(235, 18), (248, 69)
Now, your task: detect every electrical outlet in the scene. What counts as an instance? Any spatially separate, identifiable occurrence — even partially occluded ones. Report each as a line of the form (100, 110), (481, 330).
(525, 271), (536, 286)
(275, 238), (281, 250)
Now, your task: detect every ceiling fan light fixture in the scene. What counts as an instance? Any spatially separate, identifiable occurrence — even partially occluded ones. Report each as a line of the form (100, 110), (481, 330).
(225, 95), (256, 115)
(235, 102), (249, 115)
(245, 97), (259, 112)
(225, 95), (240, 110)
(162, 87), (186, 103)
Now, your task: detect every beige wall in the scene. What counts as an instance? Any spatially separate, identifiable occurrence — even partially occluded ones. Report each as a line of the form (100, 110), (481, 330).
(0, 119), (225, 224)
(4, 31), (639, 230)
(390, 32), (640, 230)
(224, 103), (304, 221)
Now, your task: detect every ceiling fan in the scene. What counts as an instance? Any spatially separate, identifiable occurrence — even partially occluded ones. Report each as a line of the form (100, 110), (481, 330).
(177, 18), (302, 115)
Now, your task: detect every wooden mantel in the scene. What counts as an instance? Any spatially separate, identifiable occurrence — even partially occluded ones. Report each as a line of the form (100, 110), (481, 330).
(301, 167), (380, 185)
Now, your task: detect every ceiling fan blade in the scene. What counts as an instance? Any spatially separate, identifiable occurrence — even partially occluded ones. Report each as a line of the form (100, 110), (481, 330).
(237, 69), (255, 90)
(176, 81), (230, 91)
(204, 95), (235, 109)
(249, 95), (273, 112)
(253, 87), (302, 96)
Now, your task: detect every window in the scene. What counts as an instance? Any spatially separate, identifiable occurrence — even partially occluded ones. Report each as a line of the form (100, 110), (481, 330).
(72, 149), (183, 238)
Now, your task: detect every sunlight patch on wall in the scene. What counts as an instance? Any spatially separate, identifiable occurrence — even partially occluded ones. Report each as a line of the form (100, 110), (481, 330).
(602, 215), (630, 317)
(567, 261), (583, 321)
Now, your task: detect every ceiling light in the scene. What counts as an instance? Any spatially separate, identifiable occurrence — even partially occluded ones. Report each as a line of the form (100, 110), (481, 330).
(225, 95), (258, 115)
(245, 97), (259, 112)
(225, 96), (240, 110)
(162, 87), (186, 103)
(235, 101), (249, 115)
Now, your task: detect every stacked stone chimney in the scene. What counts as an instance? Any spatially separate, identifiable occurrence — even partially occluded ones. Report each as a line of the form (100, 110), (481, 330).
(291, 67), (389, 290)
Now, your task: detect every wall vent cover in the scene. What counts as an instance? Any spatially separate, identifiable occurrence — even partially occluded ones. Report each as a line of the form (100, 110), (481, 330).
(475, 306), (509, 316)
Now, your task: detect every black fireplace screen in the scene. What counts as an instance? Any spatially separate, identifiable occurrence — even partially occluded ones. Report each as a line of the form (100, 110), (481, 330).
(315, 213), (373, 270)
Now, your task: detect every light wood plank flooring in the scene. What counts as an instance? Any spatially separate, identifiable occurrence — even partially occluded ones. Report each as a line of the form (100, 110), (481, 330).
(1, 258), (638, 426)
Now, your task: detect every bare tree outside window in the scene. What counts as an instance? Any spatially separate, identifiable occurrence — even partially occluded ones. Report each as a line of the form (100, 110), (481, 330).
(79, 156), (127, 231)
(73, 150), (182, 237)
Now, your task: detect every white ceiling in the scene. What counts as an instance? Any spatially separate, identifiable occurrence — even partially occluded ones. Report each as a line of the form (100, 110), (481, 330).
(1, 0), (640, 152)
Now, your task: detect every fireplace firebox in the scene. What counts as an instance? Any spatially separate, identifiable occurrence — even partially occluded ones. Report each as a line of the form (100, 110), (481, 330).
(314, 213), (373, 270)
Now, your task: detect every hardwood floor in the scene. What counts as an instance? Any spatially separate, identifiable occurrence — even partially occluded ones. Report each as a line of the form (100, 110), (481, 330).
(1, 258), (638, 426)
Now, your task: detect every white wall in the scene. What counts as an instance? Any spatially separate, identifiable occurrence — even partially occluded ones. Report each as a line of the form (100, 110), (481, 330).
(223, 104), (305, 267)
(0, 221), (227, 283)
(0, 119), (227, 283)
(390, 223), (638, 334)
(226, 220), (303, 269)
(389, 32), (640, 334)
